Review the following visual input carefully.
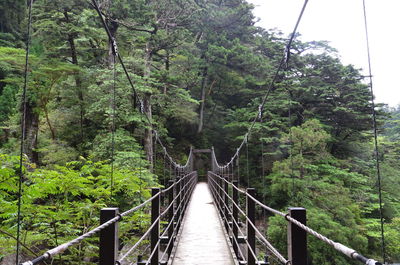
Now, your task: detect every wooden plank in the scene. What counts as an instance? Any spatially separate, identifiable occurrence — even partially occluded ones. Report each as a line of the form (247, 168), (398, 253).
(171, 183), (235, 265)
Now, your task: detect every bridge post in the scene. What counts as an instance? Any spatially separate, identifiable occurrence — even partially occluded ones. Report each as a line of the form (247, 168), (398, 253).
(151, 188), (160, 265)
(224, 176), (229, 231)
(232, 180), (239, 258)
(176, 176), (182, 231)
(287, 207), (307, 265)
(167, 180), (175, 258)
(210, 173), (216, 203)
(99, 208), (119, 265)
(183, 174), (188, 214)
(246, 188), (256, 265)
(219, 175), (224, 216)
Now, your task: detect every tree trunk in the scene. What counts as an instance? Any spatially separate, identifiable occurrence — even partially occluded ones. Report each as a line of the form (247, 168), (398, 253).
(197, 66), (208, 133)
(44, 106), (55, 140)
(143, 41), (154, 169)
(164, 50), (170, 94)
(143, 93), (153, 169)
(64, 10), (85, 147)
(23, 102), (39, 164)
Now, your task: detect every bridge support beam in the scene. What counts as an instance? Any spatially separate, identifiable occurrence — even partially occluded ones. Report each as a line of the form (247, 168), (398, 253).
(151, 188), (160, 265)
(246, 188), (256, 265)
(287, 207), (307, 265)
(99, 208), (119, 265)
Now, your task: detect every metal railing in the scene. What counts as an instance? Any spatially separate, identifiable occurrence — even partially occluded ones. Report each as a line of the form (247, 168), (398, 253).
(21, 171), (198, 265)
(207, 171), (383, 265)
(208, 171), (287, 265)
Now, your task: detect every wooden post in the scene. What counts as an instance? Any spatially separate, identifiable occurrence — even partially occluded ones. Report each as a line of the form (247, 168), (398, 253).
(246, 188), (256, 265)
(151, 188), (160, 265)
(232, 180), (239, 258)
(288, 207), (307, 265)
(99, 208), (119, 265)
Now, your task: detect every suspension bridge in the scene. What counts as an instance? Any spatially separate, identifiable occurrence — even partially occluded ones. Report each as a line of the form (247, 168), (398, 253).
(14, 0), (387, 264)
(19, 147), (382, 265)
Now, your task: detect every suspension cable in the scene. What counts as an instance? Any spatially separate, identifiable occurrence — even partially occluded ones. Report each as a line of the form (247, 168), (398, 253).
(362, 0), (386, 262)
(211, 0), (309, 171)
(92, 0), (192, 176)
(90, 0), (138, 108)
(16, 1), (33, 264)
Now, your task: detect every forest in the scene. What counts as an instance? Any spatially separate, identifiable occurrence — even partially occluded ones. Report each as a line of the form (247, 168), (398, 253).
(0, 0), (399, 264)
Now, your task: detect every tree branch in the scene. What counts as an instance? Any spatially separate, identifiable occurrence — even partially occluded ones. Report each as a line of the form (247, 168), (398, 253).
(0, 228), (48, 264)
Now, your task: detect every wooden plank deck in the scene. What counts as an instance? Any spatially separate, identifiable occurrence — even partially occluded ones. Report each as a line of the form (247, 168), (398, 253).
(171, 182), (236, 265)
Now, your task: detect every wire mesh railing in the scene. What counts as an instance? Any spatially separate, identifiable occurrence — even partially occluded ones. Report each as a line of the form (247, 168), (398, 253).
(20, 171), (198, 265)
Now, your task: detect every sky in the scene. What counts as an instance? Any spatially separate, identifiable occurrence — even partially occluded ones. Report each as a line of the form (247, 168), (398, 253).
(247, 0), (400, 107)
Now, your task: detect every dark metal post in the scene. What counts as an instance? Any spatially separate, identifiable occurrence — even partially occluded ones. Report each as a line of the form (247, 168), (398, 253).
(212, 174), (216, 201)
(211, 147), (215, 172)
(211, 172), (216, 199)
(208, 173), (211, 196)
(176, 176), (182, 231)
(99, 208), (119, 265)
(246, 188), (256, 265)
(232, 180), (239, 257)
(167, 180), (175, 257)
(183, 174), (188, 214)
(219, 176), (224, 216)
(224, 176), (229, 231)
(182, 174), (187, 214)
(288, 207), (307, 265)
(185, 173), (190, 212)
(151, 188), (160, 265)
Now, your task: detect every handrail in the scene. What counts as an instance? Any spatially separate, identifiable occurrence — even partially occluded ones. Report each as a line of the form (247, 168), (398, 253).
(207, 171), (383, 265)
(208, 176), (265, 264)
(20, 172), (198, 265)
(117, 171), (197, 264)
(208, 172), (288, 264)
(208, 175), (288, 264)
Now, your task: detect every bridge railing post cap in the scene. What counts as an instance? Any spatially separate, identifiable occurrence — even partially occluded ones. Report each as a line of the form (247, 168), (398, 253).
(288, 207), (306, 211)
(101, 207), (119, 211)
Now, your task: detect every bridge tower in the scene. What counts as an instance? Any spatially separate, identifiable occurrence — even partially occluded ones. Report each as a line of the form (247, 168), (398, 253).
(192, 148), (212, 181)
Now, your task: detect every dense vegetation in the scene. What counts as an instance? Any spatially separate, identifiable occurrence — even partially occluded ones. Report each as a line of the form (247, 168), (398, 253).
(0, 0), (398, 264)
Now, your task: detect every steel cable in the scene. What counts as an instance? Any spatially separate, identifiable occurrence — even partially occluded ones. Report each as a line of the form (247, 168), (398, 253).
(208, 176), (288, 264)
(211, 0), (310, 174)
(16, 1), (34, 264)
(209, 173), (382, 265)
(208, 177), (260, 264)
(362, 0), (386, 262)
(118, 216), (161, 263)
(92, 0), (193, 174)
(120, 174), (197, 263)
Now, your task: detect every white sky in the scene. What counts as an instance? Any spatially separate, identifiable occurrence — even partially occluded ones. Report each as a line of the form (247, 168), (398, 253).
(247, 0), (400, 107)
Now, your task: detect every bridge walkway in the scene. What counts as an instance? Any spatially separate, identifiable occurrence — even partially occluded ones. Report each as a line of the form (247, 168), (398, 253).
(171, 182), (236, 265)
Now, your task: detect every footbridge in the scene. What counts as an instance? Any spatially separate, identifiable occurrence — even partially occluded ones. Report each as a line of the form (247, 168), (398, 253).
(20, 148), (382, 265)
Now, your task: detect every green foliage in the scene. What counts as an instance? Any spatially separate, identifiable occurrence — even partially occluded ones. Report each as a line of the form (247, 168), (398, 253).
(0, 0), (398, 263)
(0, 153), (155, 263)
